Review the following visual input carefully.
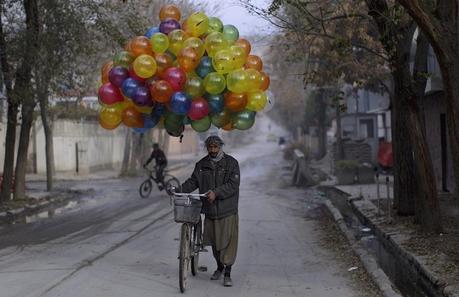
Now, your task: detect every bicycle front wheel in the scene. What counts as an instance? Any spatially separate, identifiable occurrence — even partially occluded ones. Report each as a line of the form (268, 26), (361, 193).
(191, 219), (202, 276)
(179, 223), (191, 293)
(139, 179), (152, 198)
(165, 175), (180, 196)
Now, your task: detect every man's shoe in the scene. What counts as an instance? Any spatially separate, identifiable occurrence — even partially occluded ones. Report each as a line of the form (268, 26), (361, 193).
(223, 275), (233, 287)
(210, 270), (223, 280)
(158, 184), (164, 191)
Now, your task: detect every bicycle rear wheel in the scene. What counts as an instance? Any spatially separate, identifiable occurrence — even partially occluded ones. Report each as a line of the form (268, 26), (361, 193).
(165, 175), (180, 196)
(139, 179), (152, 198)
(191, 219), (202, 276)
(179, 223), (191, 293)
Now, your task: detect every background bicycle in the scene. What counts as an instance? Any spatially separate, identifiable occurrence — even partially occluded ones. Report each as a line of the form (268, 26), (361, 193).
(139, 166), (180, 198)
(172, 192), (205, 293)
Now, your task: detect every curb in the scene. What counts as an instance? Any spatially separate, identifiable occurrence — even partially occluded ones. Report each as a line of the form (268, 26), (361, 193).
(323, 198), (402, 297)
(349, 197), (459, 297)
(0, 190), (87, 225)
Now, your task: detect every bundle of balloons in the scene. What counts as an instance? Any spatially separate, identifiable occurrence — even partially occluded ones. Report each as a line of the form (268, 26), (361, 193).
(98, 4), (271, 136)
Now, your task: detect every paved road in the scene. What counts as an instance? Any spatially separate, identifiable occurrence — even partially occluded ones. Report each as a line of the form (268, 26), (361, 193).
(0, 119), (382, 297)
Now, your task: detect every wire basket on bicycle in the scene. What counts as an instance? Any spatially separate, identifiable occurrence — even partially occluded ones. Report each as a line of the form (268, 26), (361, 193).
(173, 196), (202, 224)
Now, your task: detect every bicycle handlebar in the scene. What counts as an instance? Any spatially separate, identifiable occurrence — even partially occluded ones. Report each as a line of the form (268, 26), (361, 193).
(172, 192), (207, 198)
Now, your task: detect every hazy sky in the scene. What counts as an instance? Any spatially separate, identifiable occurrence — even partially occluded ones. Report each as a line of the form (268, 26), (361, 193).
(201, 0), (276, 37)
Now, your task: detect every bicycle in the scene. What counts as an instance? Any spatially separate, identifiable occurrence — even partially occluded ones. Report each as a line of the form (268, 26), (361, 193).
(139, 166), (180, 198)
(171, 192), (206, 293)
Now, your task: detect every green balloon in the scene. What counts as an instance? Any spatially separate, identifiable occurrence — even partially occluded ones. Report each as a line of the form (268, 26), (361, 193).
(164, 113), (185, 136)
(185, 75), (205, 98)
(191, 116), (211, 132)
(113, 51), (134, 68)
(208, 17), (223, 33)
(232, 110), (255, 130)
(211, 109), (232, 128)
(203, 72), (226, 94)
(222, 25), (239, 43)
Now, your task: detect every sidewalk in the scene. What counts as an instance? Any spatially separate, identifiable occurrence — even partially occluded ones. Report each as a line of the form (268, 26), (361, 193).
(313, 155), (459, 297)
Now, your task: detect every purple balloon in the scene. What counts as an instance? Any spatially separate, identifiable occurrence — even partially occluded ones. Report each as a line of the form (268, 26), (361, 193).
(133, 86), (153, 107)
(159, 19), (181, 35)
(109, 66), (129, 88)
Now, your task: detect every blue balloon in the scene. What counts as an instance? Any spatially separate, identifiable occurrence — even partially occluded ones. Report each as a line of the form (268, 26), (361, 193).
(121, 78), (140, 99)
(145, 26), (160, 38)
(133, 127), (150, 134)
(152, 104), (166, 117)
(170, 92), (192, 115)
(204, 93), (224, 114)
(196, 57), (215, 79)
(144, 114), (160, 128)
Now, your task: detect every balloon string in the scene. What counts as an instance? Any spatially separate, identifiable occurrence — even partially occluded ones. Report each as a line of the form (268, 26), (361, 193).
(179, 134), (184, 143)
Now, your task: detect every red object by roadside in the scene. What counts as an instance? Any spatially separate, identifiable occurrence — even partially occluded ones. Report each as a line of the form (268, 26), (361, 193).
(378, 141), (393, 168)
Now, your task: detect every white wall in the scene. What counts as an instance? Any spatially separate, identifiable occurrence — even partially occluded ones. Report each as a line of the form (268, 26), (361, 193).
(34, 120), (127, 174)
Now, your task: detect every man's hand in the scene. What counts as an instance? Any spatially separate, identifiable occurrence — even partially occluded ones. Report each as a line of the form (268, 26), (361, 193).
(206, 190), (216, 203)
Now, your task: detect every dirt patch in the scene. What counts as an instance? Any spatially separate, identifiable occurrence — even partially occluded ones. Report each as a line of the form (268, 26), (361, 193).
(318, 209), (384, 297)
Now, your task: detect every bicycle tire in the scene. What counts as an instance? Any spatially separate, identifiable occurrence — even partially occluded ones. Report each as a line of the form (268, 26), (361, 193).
(139, 179), (152, 198)
(191, 219), (202, 276)
(179, 223), (190, 293)
(165, 175), (180, 196)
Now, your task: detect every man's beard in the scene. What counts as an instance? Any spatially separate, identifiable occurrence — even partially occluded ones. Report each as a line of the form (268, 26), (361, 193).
(209, 152), (218, 158)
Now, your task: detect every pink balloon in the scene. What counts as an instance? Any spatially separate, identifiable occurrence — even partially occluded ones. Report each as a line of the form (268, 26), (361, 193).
(98, 83), (124, 105)
(162, 67), (186, 91)
(187, 97), (209, 120)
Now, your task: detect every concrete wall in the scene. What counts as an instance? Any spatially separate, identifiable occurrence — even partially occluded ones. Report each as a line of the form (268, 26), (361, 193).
(34, 120), (127, 174)
(421, 91), (455, 194)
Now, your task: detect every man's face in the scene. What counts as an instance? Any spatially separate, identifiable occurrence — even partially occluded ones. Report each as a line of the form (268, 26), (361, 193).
(207, 143), (220, 158)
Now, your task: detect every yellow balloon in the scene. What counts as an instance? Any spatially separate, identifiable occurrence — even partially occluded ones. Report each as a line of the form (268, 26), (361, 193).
(245, 69), (262, 92)
(168, 29), (190, 55)
(226, 69), (248, 93)
(212, 49), (235, 74)
(150, 33), (169, 54)
(246, 90), (267, 111)
(133, 54), (157, 78)
(204, 32), (228, 57)
(186, 12), (209, 37)
(203, 72), (226, 94)
(99, 106), (122, 130)
(183, 37), (205, 57)
(230, 45), (246, 69)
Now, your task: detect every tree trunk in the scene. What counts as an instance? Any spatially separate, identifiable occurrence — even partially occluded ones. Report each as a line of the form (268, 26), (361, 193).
(316, 89), (327, 159)
(120, 129), (131, 176)
(0, 103), (18, 201)
(14, 104), (36, 199)
(38, 84), (54, 191)
(335, 103), (345, 160)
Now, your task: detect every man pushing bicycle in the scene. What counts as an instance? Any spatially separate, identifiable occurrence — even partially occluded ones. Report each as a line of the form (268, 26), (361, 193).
(179, 135), (240, 287)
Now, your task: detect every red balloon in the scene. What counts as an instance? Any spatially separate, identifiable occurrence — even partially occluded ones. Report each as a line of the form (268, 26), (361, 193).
(187, 97), (209, 120)
(150, 80), (174, 103)
(98, 83), (124, 105)
(122, 106), (144, 128)
(162, 67), (187, 91)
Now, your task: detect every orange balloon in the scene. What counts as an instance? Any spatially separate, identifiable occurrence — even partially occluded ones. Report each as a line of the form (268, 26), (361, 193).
(244, 55), (263, 71)
(154, 52), (173, 76)
(222, 121), (234, 131)
(101, 61), (113, 84)
(130, 36), (153, 57)
(122, 106), (144, 128)
(150, 80), (173, 103)
(159, 4), (181, 21)
(224, 92), (247, 112)
(177, 47), (200, 72)
(259, 71), (270, 91)
(235, 38), (251, 56)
